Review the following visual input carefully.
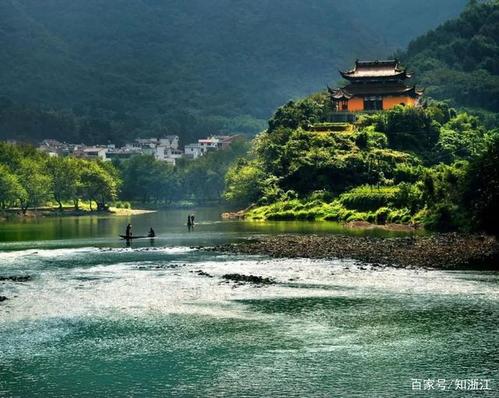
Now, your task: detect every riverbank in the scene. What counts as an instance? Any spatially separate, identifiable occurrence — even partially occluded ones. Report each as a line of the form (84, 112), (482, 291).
(108, 207), (156, 216)
(0, 207), (155, 221)
(43, 207), (156, 217)
(210, 233), (499, 270)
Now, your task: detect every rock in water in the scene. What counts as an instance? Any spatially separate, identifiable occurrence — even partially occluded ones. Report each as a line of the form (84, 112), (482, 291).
(222, 273), (275, 284)
(0, 275), (32, 282)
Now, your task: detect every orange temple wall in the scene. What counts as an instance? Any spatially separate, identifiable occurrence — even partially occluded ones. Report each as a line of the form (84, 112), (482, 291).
(346, 96), (417, 112)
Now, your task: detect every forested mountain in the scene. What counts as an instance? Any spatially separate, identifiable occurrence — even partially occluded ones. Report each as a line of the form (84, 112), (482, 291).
(0, 0), (466, 144)
(401, 0), (499, 116)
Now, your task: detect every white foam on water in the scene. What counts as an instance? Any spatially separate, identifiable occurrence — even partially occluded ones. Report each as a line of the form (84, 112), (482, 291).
(141, 246), (197, 254)
(188, 256), (499, 298)
(0, 246), (197, 266)
(1, 249), (498, 328)
(0, 247), (99, 261)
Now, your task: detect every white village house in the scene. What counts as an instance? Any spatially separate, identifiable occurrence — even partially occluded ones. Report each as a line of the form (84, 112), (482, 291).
(36, 134), (240, 165)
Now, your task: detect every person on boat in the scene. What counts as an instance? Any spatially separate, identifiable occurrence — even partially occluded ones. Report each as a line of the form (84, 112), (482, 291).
(190, 214), (195, 225)
(187, 215), (192, 231)
(148, 227), (155, 238)
(125, 223), (132, 239)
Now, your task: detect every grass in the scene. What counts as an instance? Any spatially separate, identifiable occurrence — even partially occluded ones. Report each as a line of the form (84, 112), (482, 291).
(338, 185), (400, 211)
(246, 185), (419, 225)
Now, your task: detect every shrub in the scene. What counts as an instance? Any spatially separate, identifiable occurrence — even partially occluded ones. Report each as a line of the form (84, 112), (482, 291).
(393, 164), (423, 184)
(267, 210), (296, 221)
(338, 185), (399, 211)
(393, 183), (424, 211)
(387, 208), (411, 223)
(282, 199), (301, 210)
(366, 212), (376, 223)
(303, 199), (324, 209)
(307, 190), (334, 202)
(375, 207), (391, 224)
(346, 212), (368, 222)
(295, 210), (317, 221)
(424, 203), (461, 231)
(323, 203), (345, 221)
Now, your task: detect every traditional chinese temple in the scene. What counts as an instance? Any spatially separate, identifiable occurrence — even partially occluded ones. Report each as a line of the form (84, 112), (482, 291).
(328, 59), (423, 112)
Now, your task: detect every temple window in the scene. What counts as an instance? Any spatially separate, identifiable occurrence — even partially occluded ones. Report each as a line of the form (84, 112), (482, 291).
(363, 96), (383, 111)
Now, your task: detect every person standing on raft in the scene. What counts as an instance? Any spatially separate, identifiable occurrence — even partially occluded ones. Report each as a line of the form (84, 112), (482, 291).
(187, 214), (194, 231)
(125, 223), (132, 239)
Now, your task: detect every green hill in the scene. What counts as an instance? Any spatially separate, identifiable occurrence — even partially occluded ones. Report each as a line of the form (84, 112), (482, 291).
(222, 1), (499, 233)
(225, 94), (498, 233)
(401, 0), (499, 116)
(0, 0), (467, 143)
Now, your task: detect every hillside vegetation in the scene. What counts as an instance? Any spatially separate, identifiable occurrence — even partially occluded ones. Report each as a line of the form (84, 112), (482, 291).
(223, 1), (499, 234)
(0, 0), (466, 143)
(402, 0), (499, 122)
(0, 138), (249, 215)
(224, 93), (498, 234)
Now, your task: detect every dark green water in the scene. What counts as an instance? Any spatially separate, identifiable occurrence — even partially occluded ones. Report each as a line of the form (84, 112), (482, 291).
(0, 209), (497, 397)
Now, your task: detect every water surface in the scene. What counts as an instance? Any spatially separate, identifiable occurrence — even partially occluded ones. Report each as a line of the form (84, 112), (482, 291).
(1, 209), (497, 397)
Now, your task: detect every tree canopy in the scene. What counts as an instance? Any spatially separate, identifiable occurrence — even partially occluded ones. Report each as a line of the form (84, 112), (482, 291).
(225, 96), (499, 233)
(401, 0), (499, 119)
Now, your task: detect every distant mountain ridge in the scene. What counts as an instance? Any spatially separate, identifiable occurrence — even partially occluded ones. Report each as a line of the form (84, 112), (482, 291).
(0, 0), (467, 143)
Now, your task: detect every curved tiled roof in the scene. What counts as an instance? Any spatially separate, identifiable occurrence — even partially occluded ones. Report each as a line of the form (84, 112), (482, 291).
(329, 83), (423, 99)
(340, 59), (411, 80)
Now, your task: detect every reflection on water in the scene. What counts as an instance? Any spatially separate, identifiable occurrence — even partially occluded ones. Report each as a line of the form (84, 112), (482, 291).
(0, 209), (497, 397)
(0, 207), (421, 248)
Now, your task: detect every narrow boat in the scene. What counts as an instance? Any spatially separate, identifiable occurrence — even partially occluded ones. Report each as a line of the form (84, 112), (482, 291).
(119, 235), (154, 240)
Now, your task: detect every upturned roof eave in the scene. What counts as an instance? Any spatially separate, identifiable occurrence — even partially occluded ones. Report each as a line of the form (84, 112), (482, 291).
(329, 84), (424, 98)
(340, 70), (409, 81)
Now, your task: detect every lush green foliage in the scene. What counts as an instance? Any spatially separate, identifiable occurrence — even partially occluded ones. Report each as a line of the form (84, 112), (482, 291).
(46, 157), (81, 210)
(0, 143), (120, 213)
(462, 134), (499, 234)
(0, 138), (249, 213)
(401, 0), (499, 119)
(226, 97), (498, 233)
(338, 186), (401, 212)
(0, 0), (466, 143)
(118, 139), (250, 206)
(0, 164), (25, 209)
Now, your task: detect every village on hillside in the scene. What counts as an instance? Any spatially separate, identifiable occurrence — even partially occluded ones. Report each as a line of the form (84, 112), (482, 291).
(34, 134), (241, 165)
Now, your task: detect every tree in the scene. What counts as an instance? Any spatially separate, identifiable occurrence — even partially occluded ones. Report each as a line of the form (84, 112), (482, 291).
(117, 139), (249, 205)
(80, 161), (119, 211)
(403, 1), (499, 113)
(462, 132), (499, 234)
(380, 105), (440, 155)
(46, 156), (81, 211)
(268, 94), (328, 133)
(224, 160), (266, 205)
(0, 164), (26, 209)
(17, 158), (51, 214)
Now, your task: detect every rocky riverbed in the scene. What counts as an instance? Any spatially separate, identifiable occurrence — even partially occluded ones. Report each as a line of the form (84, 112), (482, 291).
(209, 233), (499, 270)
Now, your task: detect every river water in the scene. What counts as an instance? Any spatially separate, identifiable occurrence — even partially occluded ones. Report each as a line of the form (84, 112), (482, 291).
(0, 209), (497, 397)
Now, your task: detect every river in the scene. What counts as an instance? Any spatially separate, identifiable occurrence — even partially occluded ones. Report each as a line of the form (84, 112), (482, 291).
(0, 209), (497, 397)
